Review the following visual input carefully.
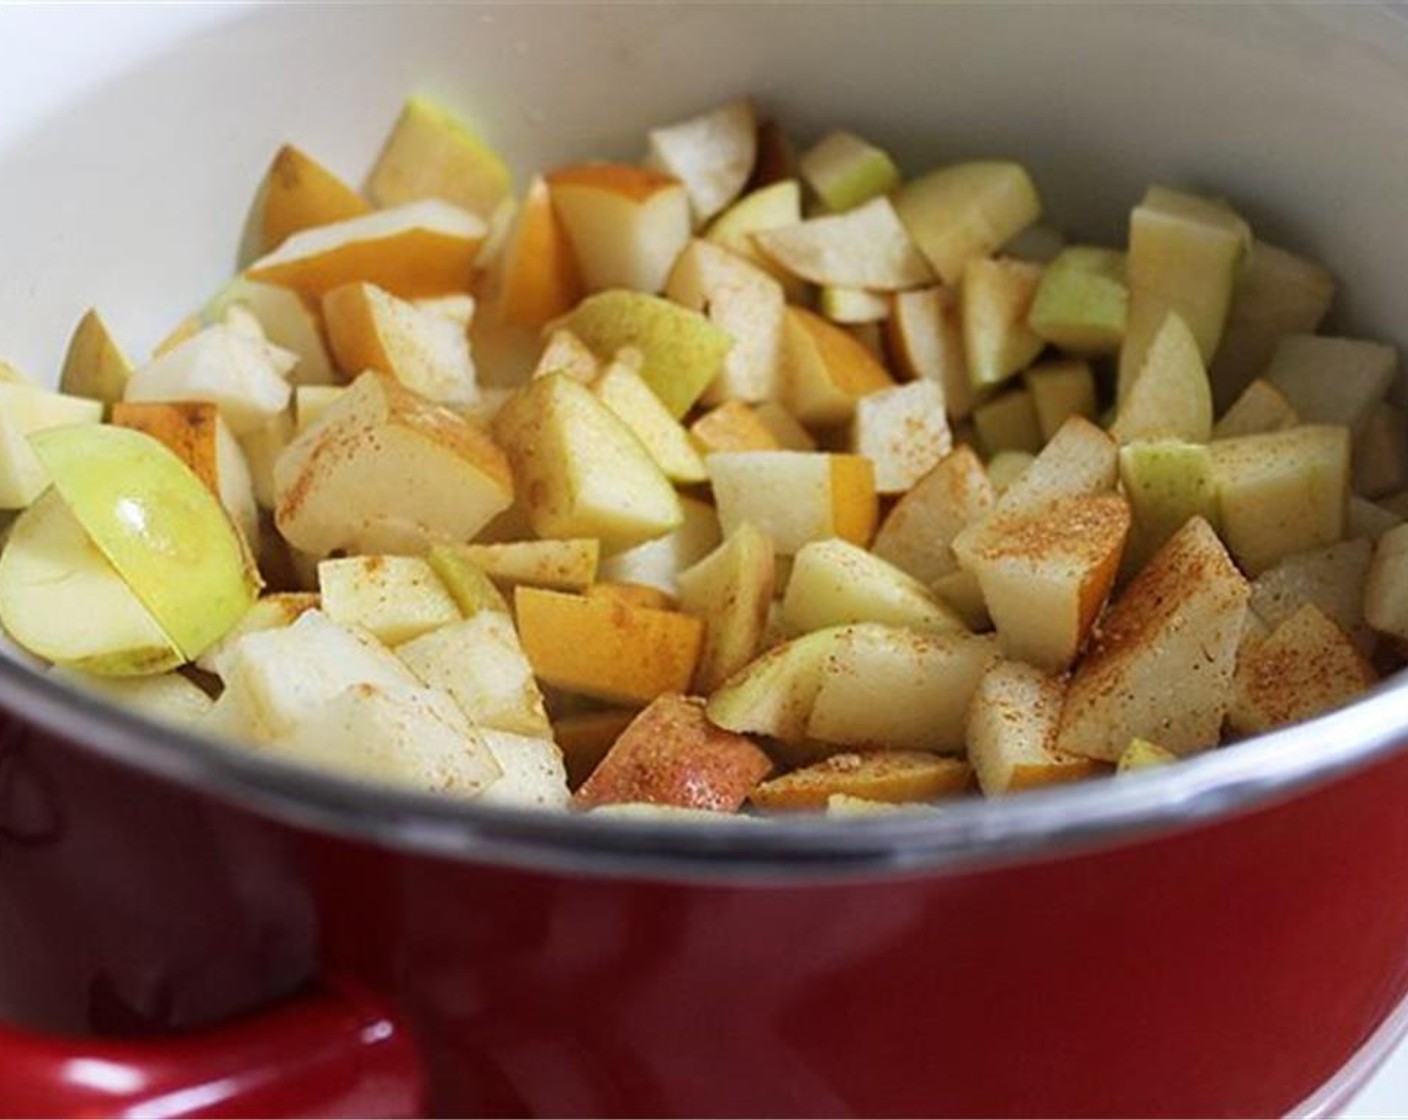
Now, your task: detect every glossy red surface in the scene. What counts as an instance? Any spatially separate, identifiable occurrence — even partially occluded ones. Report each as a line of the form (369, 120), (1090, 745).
(4, 708), (1408, 1116)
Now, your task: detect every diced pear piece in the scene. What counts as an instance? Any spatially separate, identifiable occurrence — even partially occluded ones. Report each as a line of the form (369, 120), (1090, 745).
(1209, 240), (1335, 412)
(988, 415), (1117, 516)
(933, 568), (991, 632)
(554, 290), (731, 418)
(1110, 311), (1212, 443)
(755, 197), (933, 290)
(1209, 424), (1350, 575)
(967, 660), (1100, 795)
(690, 400), (783, 453)
(1117, 738), (1177, 772)
(485, 174), (584, 328)
(985, 450), (1035, 494)
(705, 625), (845, 744)
(703, 179), (808, 300)
(1118, 439), (1218, 576)
(274, 370), (514, 556)
(1119, 185), (1250, 393)
(780, 305), (894, 426)
(751, 750), (970, 811)
(873, 445), (994, 585)
(1365, 522), (1408, 641)
(1356, 403), (1408, 499)
(247, 199), (484, 300)
(124, 323), (295, 436)
(954, 493), (1129, 672)
(59, 309), (132, 404)
(893, 161), (1042, 283)
(239, 144), (369, 264)
(1228, 603), (1375, 736)
(781, 538), (962, 636)
(54, 667), (213, 726)
(396, 611), (551, 738)
(1249, 538), (1375, 656)
(961, 257), (1045, 390)
(32, 424), (260, 660)
(598, 496), (721, 596)
(676, 522), (776, 692)
(851, 380), (952, 493)
(589, 349), (707, 483)
(448, 538), (599, 593)
(1212, 379), (1298, 440)
(1027, 246), (1127, 355)
(0, 490), (182, 675)
(798, 130), (901, 213)
(546, 164), (691, 294)
(587, 582), (674, 611)
(804, 624), (998, 755)
(644, 98), (757, 224)
(292, 386), (344, 435)
(195, 592), (320, 678)
(1025, 359), (1096, 441)
(425, 544), (510, 615)
(317, 555), (460, 645)
(322, 281), (477, 404)
(367, 96), (512, 220)
(1054, 517), (1250, 760)
(1263, 334), (1396, 438)
(973, 389), (1042, 456)
(0, 384), (104, 509)
(707, 450), (877, 553)
(514, 586), (703, 705)
(493, 374), (680, 553)
(474, 729), (570, 810)
(887, 286), (975, 420)
(574, 693), (771, 812)
(206, 278), (335, 387)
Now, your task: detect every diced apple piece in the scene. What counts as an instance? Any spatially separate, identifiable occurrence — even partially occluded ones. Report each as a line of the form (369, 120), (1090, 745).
(967, 660), (1100, 795)
(238, 144), (370, 264)
(705, 625), (845, 745)
(485, 175), (584, 328)
(396, 611), (551, 738)
(1212, 379), (1299, 440)
(851, 380), (952, 493)
(887, 286), (974, 421)
(985, 450), (1034, 494)
(0, 384), (104, 509)
(589, 349), (706, 483)
(751, 750), (969, 811)
(425, 544), (510, 615)
(493, 374), (680, 553)
(533, 327), (600, 383)
(872, 445), (994, 585)
(546, 164), (690, 294)
(206, 278), (336, 387)
(1117, 738), (1177, 772)
(323, 281), (477, 404)
(962, 257), (1044, 390)
(367, 96), (512, 221)
(1209, 425), (1350, 575)
(1118, 439), (1218, 576)
(515, 586), (702, 705)
(573, 693), (771, 812)
(690, 400), (782, 453)
(1054, 517), (1250, 760)
(804, 624), (998, 754)
(798, 130), (900, 213)
(195, 592), (319, 678)
(247, 199), (485, 300)
(676, 522), (775, 692)
(448, 538), (599, 592)
(1209, 240), (1335, 412)
(1355, 402), (1408, 499)
(598, 496), (721, 596)
(317, 555), (459, 645)
(274, 370), (513, 556)
(781, 538), (962, 636)
(987, 415), (1117, 517)
(703, 179), (807, 300)
(1363, 522), (1408, 641)
(893, 161), (1041, 284)
(1262, 334), (1397, 443)
(755, 197), (932, 290)
(780, 305), (894, 426)
(1249, 538), (1374, 656)
(59, 308), (132, 404)
(708, 450), (876, 553)
(0, 490), (182, 675)
(1027, 246), (1127, 355)
(293, 386), (344, 435)
(54, 667), (213, 726)
(554, 709), (637, 789)
(973, 389), (1042, 457)
(955, 493), (1129, 672)
(475, 730), (570, 810)
(1228, 603), (1375, 736)
(125, 323), (295, 436)
(1110, 311), (1212, 443)
(644, 98), (756, 224)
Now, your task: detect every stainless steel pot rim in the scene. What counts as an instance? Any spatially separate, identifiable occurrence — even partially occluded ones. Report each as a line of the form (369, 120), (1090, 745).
(2, 650), (1403, 883)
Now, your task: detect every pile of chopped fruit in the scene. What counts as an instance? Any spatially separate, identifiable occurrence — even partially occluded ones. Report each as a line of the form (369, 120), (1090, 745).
(0, 94), (1404, 818)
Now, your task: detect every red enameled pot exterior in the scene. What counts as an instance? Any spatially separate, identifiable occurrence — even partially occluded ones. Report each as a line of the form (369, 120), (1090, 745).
(4, 706), (1408, 1117)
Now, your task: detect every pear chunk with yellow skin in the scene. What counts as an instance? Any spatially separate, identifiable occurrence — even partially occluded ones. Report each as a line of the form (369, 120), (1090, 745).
(30, 424), (260, 660)
(0, 489), (183, 676)
(780, 305), (894, 427)
(240, 143), (370, 264)
(60, 309), (132, 404)
(367, 96), (513, 221)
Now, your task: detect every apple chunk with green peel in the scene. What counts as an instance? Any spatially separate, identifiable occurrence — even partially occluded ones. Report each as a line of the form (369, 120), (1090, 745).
(367, 96), (513, 221)
(1109, 311), (1212, 443)
(274, 370), (514, 557)
(0, 489), (183, 675)
(707, 450), (876, 554)
(1027, 246), (1127, 356)
(493, 374), (681, 554)
(961, 257), (1045, 391)
(954, 492), (1129, 673)
(798, 130), (901, 213)
(1117, 439), (1219, 577)
(0, 383), (104, 509)
(676, 522), (775, 693)
(781, 538), (963, 637)
(1054, 517), (1250, 761)
(644, 98), (757, 225)
(754, 196), (933, 291)
(31, 424), (260, 661)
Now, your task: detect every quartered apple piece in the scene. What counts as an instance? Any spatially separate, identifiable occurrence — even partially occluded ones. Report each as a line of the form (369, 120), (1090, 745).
(798, 130), (901, 213)
(755, 196), (933, 290)
(368, 96), (513, 221)
(1117, 439), (1218, 576)
(781, 538), (962, 637)
(206, 278), (336, 387)
(851, 380), (952, 493)
(872, 445), (995, 585)
(240, 144), (370, 264)
(705, 625), (843, 745)
(598, 496), (722, 596)
(676, 522), (775, 693)
(961, 256), (1045, 390)
(317, 555), (461, 645)
(59, 309), (132, 404)
(1027, 246), (1127, 356)
(0, 384), (104, 509)
(780, 305), (894, 426)
(1054, 517), (1250, 761)
(751, 750), (970, 812)
(247, 199), (486, 300)
(546, 164), (691, 294)
(707, 450), (877, 554)
(1212, 379), (1298, 440)
(514, 586), (703, 706)
(574, 694), (771, 813)
(589, 348), (707, 483)
(645, 98), (757, 225)
(1110, 311), (1212, 442)
(448, 539), (599, 593)
(1262, 334), (1396, 438)
(485, 175), (584, 328)
(274, 370), (514, 556)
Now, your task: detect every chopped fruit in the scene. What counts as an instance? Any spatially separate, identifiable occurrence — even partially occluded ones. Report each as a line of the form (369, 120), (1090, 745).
(1117, 439), (1218, 576)
(447, 538), (599, 593)
(1212, 379), (1299, 440)
(780, 305), (894, 426)
(367, 96), (512, 221)
(0, 384), (105, 509)
(705, 626), (845, 745)
(755, 197), (933, 290)
(60, 308), (132, 404)
(1263, 334), (1396, 438)
(781, 538), (963, 636)
(872, 445), (995, 585)
(967, 660), (1101, 795)
(1027, 246), (1127, 355)
(645, 98), (757, 224)
(703, 179), (808, 301)
(973, 389), (1043, 457)
(893, 161), (1042, 283)
(707, 450), (877, 553)
(240, 144), (370, 263)
(1364, 523), (1408, 642)
(487, 175), (584, 328)
(676, 523), (775, 693)
(554, 709), (637, 790)
(589, 348), (707, 483)
(961, 256), (1045, 390)
(1110, 311), (1212, 443)
(206, 278), (336, 387)
(1117, 739), (1177, 772)
(1026, 359), (1097, 441)
(690, 400), (784, 454)
(750, 751), (970, 811)
(1249, 539), (1375, 656)
(887, 286), (974, 420)
(851, 380), (952, 493)
(318, 554), (460, 645)
(798, 130), (901, 213)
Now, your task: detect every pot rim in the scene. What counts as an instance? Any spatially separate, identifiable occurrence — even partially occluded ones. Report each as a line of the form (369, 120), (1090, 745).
(2, 650), (1404, 883)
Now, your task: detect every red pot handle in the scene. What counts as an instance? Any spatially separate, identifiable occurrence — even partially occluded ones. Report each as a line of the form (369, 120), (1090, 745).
(0, 981), (425, 1118)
